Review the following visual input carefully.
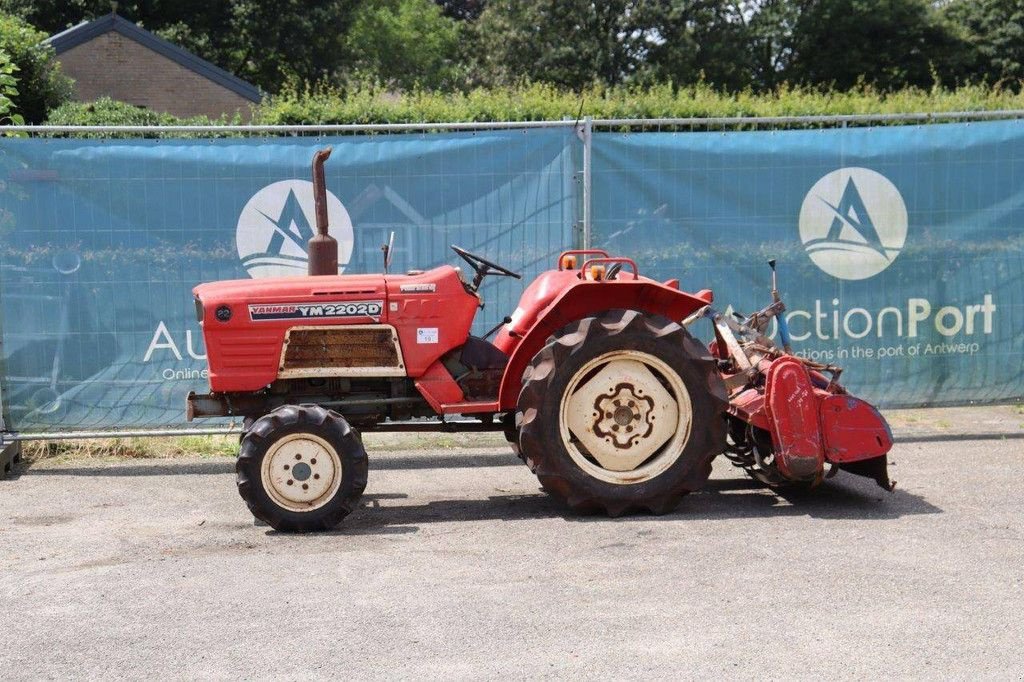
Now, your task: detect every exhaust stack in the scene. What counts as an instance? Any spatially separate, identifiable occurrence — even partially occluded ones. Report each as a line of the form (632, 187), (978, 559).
(308, 147), (338, 276)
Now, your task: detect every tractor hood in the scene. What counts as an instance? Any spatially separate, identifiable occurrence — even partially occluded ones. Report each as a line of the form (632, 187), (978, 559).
(192, 265), (479, 392)
(194, 273), (388, 303)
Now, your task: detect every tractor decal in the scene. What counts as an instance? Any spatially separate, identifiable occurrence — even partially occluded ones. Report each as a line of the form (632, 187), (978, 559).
(247, 300), (383, 322)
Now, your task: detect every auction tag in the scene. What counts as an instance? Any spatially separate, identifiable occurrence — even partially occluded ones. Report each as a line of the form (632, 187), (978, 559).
(417, 327), (439, 344)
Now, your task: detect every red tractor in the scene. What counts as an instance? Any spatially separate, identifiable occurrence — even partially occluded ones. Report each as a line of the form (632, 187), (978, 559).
(188, 149), (894, 532)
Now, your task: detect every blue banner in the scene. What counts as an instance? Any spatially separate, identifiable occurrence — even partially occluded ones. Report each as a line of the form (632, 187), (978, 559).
(592, 120), (1024, 407)
(1, 120), (1021, 434)
(0, 130), (577, 431)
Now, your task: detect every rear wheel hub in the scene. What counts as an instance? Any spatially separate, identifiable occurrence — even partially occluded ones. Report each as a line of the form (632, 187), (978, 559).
(562, 351), (692, 483)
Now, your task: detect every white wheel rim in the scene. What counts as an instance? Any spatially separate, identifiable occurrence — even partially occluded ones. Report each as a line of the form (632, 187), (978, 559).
(260, 432), (343, 513)
(559, 350), (692, 485)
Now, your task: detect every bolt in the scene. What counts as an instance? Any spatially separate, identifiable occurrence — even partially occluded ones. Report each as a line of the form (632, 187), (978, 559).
(626, 425), (633, 432)
(294, 454), (301, 460)
(313, 474), (320, 480)
(302, 484), (309, 490)
(283, 464), (289, 470)
(310, 458), (317, 465)
(628, 400), (635, 408)
(612, 425), (620, 432)
(287, 480), (293, 486)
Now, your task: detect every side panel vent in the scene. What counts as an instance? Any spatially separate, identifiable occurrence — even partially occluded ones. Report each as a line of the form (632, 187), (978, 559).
(279, 325), (406, 378)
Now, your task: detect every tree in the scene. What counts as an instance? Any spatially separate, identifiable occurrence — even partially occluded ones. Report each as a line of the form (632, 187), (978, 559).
(0, 47), (23, 125)
(470, 0), (649, 89)
(434, 0), (487, 21)
(0, 0), (362, 94)
(943, 0), (1024, 85)
(0, 12), (70, 123)
(345, 0), (462, 90)
(636, 1), (761, 92)
(784, 0), (967, 90)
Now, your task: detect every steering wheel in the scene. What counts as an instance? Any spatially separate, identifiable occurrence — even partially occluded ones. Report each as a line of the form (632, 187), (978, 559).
(451, 245), (522, 291)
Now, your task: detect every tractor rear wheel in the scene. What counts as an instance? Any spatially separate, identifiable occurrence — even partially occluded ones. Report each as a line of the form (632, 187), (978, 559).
(503, 412), (523, 461)
(517, 309), (727, 516)
(236, 404), (368, 532)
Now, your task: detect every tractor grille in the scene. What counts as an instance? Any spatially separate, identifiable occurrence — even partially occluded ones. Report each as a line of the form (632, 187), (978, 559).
(279, 325), (405, 377)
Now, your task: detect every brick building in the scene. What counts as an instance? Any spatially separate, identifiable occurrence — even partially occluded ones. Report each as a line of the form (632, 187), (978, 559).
(46, 13), (261, 120)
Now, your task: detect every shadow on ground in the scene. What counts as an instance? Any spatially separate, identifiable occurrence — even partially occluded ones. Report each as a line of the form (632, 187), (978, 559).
(7, 450), (940, 533)
(289, 475), (940, 538)
(8, 451), (522, 479)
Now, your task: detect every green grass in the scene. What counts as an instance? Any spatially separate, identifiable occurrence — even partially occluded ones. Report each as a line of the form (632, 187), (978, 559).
(21, 435), (239, 464)
(20, 431), (511, 465)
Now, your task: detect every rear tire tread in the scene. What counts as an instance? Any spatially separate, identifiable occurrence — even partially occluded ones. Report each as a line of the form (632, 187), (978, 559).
(516, 309), (727, 517)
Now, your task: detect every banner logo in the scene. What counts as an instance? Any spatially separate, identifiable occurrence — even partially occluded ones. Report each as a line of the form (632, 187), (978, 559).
(237, 180), (354, 278)
(799, 167), (907, 280)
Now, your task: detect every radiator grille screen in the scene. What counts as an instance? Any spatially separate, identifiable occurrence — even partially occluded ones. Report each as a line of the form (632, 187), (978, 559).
(282, 327), (400, 371)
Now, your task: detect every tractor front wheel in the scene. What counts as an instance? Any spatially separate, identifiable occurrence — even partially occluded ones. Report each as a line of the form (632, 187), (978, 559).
(236, 405), (368, 532)
(517, 309), (727, 516)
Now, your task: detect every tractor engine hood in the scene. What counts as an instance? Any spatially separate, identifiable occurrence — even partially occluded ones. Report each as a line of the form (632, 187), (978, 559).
(192, 265), (479, 393)
(194, 273), (388, 309)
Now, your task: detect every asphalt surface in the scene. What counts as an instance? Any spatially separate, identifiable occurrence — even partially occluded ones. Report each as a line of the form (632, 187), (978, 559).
(1, 429), (1023, 679)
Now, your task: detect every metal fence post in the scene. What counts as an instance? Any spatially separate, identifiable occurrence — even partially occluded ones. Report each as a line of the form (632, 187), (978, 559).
(582, 116), (593, 249)
(0, 370), (20, 478)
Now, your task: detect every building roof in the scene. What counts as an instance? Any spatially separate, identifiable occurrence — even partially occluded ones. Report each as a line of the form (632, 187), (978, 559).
(46, 13), (261, 103)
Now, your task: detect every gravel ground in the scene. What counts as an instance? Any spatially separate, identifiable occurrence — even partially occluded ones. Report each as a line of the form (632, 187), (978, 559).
(0, 408), (1022, 680)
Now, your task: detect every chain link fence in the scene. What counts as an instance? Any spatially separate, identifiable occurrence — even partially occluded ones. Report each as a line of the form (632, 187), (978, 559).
(1, 111), (1021, 439)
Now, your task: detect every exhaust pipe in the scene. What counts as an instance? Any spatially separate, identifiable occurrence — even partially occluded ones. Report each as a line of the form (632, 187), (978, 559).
(308, 147), (338, 276)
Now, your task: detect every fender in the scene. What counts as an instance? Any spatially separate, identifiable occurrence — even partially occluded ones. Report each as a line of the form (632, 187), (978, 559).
(763, 357), (825, 481)
(497, 280), (709, 410)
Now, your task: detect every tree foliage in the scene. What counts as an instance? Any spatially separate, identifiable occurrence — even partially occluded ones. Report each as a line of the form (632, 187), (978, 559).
(943, 0), (1024, 85)
(469, 0), (649, 89)
(0, 12), (69, 123)
(465, 0), (980, 92)
(344, 0), (462, 90)
(0, 47), (23, 125)
(6, 0), (1024, 127)
(0, 0), (361, 94)
(785, 0), (968, 90)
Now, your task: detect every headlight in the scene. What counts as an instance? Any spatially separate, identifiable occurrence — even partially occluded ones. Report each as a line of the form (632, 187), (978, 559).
(194, 296), (204, 323)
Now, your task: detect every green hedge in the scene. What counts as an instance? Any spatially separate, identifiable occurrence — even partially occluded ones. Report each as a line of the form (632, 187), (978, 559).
(43, 97), (241, 137)
(251, 82), (1024, 127)
(41, 83), (1024, 132)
